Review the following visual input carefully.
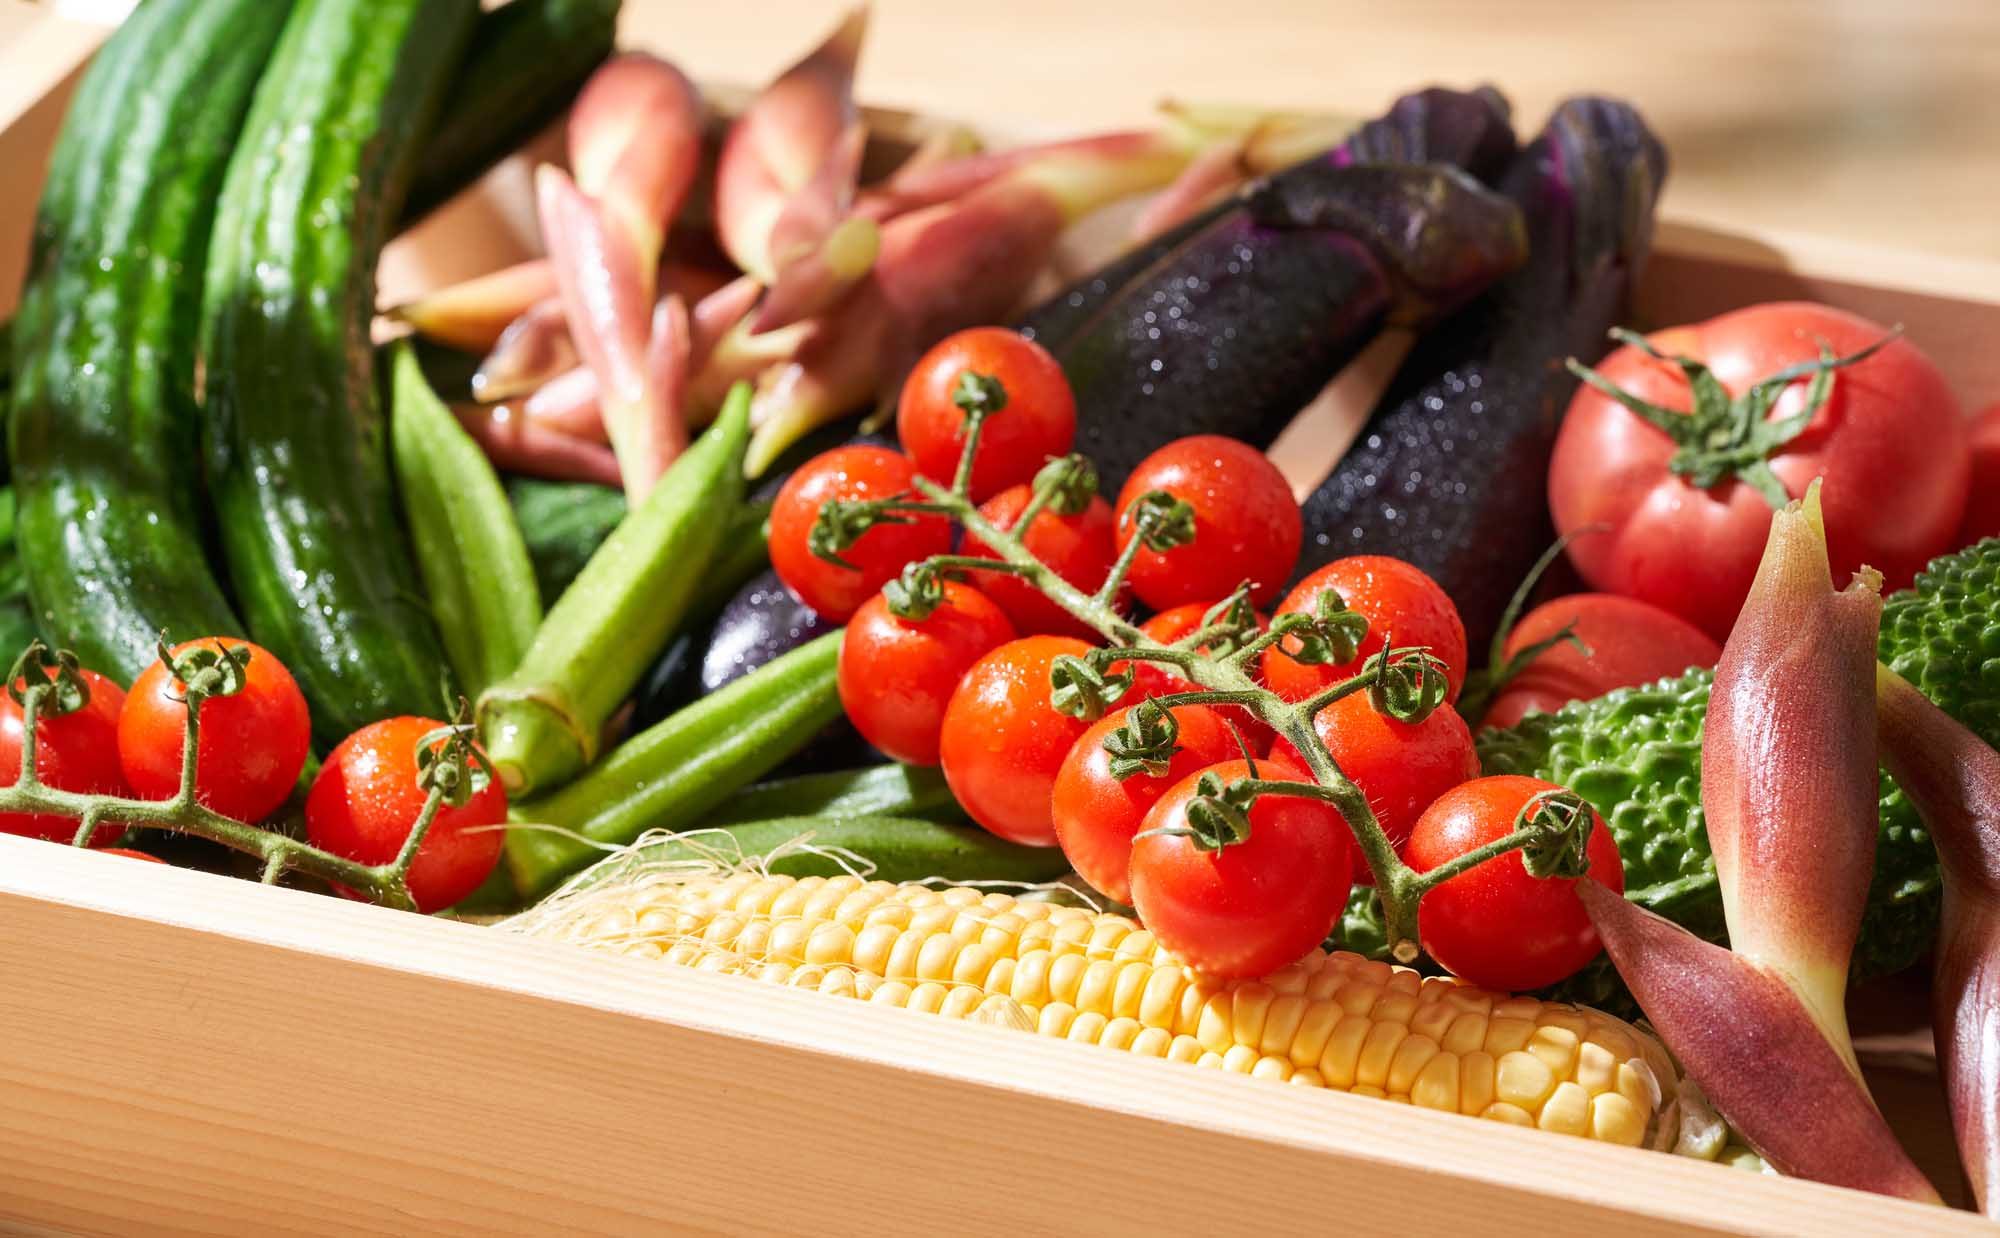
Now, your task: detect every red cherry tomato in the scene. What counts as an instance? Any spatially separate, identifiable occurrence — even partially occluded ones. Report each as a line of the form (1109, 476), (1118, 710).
(1960, 403), (2000, 545)
(306, 716), (508, 914)
(1118, 601), (1275, 754)
(1262, 555), (1468, 705)
(961, 484), (1119, 638)
(770, 445), (954, 621)
(1550, 303), (1969, 641)
(939, 635), (1095, 846)
(838, 581), (1017, 766)
(97, 848), (165, 863)
(1481, 593), (1723, 729)
(1051, 703), (1241, 903)
(1129, 759), (1353, 979)
(1, 667), (128, 844)
(119, 639), (310, 824)
(897, 327), (1077, 503)
(1270, 688), (1478, 861)
(1405, 775), (1625, 991)
(1114, 435), (1302, 610)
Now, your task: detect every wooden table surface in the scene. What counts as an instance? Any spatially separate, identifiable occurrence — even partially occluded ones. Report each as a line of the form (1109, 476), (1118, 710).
(653, 0), (2000, 263)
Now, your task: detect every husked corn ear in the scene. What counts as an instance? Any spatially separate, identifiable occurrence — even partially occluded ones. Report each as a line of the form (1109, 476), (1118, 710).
(516, 870), (1668, 1147)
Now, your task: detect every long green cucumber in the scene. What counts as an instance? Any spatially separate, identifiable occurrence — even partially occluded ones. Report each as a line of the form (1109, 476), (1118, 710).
(405, 0), (623, 219)
(0, 488), (41, 659)
(579, 816), (1071, 889)
(715, 764), (966, 827)
(202, 0), (475, 743)
(479, 386), (751, 796)
(505, 630), (844, 899)
(388, 342), (541, 699)
(7, 0), (289, 682)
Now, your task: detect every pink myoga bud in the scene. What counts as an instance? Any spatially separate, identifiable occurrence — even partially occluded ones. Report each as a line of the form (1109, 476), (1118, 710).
(453, 402), (622, 489)
(567, 53), (703, 264)
(1129, 140), (1250, 244)
(1703, 482), (1883, 1044)
(472, 297), (577, 403)
(1577, 880), (1939, 1202)
(713, 8), (868, 282)
(522, 367), (606, 443)
(389, 259), (559, 352)
(1876, 665), (2000, 1218)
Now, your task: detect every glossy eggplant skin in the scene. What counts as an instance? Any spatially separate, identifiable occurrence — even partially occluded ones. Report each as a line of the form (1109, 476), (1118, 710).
(1295, 98), (1667, 653)
(1017, 88), (1522, 491)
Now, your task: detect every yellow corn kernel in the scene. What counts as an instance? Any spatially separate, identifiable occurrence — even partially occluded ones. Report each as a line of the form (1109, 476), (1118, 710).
(519, 870), (1672, 1150)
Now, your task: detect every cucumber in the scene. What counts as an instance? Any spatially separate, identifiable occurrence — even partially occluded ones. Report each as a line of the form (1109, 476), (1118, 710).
(7, 0), (289, 682)
(714, 764), (965, 827)
(405, 0), (623, 219)
(0, 488), (42, 659)
(202, 0), (477, 742)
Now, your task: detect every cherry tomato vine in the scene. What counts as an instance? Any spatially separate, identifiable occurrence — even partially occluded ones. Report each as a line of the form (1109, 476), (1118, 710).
(0, 639), (486, 911)
(811, 378), (1601, 961)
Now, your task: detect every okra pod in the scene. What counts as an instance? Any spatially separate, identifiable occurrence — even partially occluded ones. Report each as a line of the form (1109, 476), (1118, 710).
(479, 384), (752, 796)
(505, 629), (843, 898)
(389, 342), (542, 698)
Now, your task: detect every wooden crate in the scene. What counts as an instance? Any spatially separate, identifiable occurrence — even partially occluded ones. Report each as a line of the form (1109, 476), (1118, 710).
(5, 10), (1999, 1236)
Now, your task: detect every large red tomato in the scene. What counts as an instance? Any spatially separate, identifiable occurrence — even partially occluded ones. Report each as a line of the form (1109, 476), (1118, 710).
(1550, 303), (1969, 641)
(1480, 593), (1722, 729)
(1961, 403), (2000, 545)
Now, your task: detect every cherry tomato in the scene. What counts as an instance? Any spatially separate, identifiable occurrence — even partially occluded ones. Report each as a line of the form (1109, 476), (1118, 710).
(306, 716), (508, 914)
(1114, 435), (1302, 610)
(1051, 703), (1241, 903)
(98, 848), (165, 863)
(1, 667), (128, 844)
(961, 484), (1119, 637)
(1960, 403), (2000, 545)
(1481, 593), (1723, 730)
(939, 635), (1095, 846)
(1550, 303), (1969, 641)
(897, 327), (1077, 503)
(770, 445), (953, 621)
(1271, 688), (1478, 860)
(1262, 555), (1468, 704)
(1118, 601), (1275, 754)
(1129, 759), (1353, 979)
(1405, 775), (1625, 991)
(119, 639), (310, 824)
(838, 581), (1016, 766)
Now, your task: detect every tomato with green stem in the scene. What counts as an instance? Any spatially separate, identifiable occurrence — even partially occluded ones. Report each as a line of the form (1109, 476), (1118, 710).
(1270, 687), (1477, 860)
(897, 327), (1077, 503)
(1262, 555), (1468, 705)
(939, 635), (1096, 847)
(1550, 303), (1969, 641)
(838, 579), (1016, 766)
(961, 483), (1119, 637)
(1405, 775), (1624, 991)
(1129, 758), (1353, 978)
(119, 638), (310, 824)
(1478, 593), (1721, 729)
(1119, 600), (1275, 753)
(770, 444), (954, 621)
(1114, 435), (1301, 610)
(1051, 702), (1241, 903)
(306, 715), (507, 914)
(1, 666), (128, 844)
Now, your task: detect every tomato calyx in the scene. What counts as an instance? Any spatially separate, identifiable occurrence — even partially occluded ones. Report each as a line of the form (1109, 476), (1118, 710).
(882, 560), (949, 621)
(1565, 327), (1899, 510)
(1048, 650), (1136, 722)
(1029, 453), (1099, 518)
(1124, 489), (1197, 552)
(5, 641), (92, 718)
(1516, 788), (1597, 880)
(1138, 768), (1259, 852)
(1102, 698), (1183, 780)
(414, 706), (494, 811)
(952, 369), (1008, 419)
(158, 636), (254, 705)
(1277, 589), (1370, 667)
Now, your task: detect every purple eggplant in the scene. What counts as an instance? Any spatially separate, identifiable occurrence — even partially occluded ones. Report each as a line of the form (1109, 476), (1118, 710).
(1295, 97), (1666, 652)
(1016, 87), (1522, 490)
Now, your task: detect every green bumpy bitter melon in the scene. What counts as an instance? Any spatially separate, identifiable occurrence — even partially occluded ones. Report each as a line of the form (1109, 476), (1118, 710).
(1342, 538), (2000, 1015)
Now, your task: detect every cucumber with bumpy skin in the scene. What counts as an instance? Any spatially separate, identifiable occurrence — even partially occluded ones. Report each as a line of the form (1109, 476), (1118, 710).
(202, 0), (476, 742)
(8, 0), (289, 682)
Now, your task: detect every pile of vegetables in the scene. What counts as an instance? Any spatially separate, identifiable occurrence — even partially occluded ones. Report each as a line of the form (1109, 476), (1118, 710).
(7, 0), (2000, 1215)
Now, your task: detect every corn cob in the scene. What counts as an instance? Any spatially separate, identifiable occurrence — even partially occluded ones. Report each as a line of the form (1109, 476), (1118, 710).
(511, 864), (1676, 1147)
